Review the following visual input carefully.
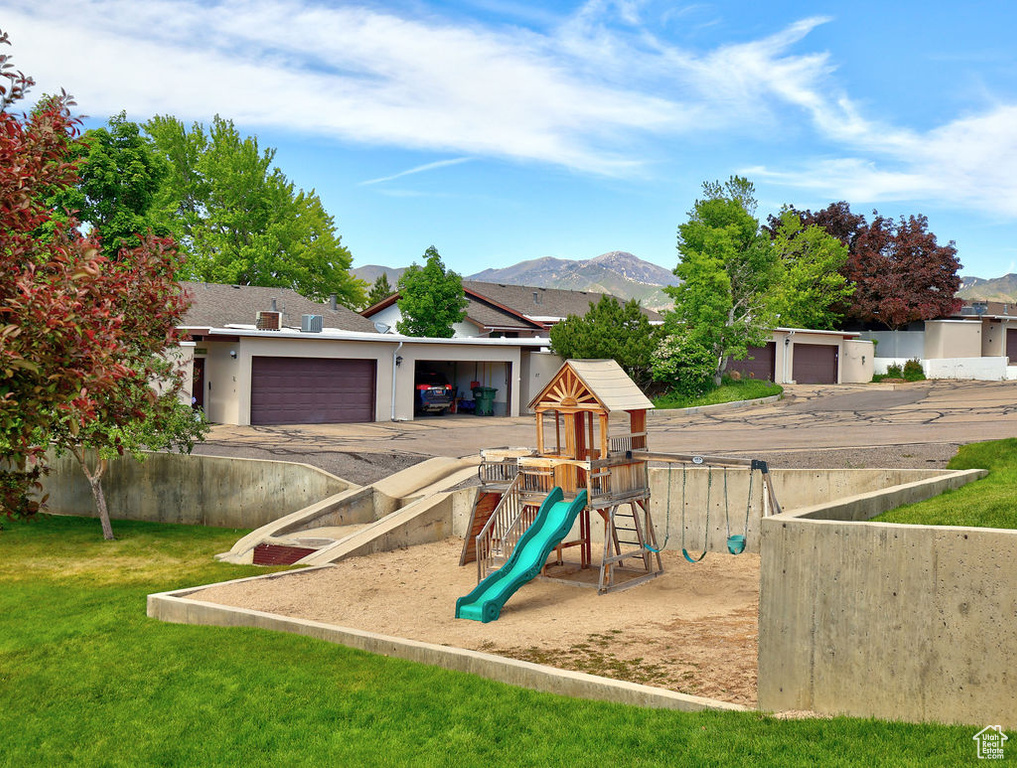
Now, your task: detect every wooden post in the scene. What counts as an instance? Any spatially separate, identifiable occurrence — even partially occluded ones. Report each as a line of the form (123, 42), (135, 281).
(535, 410), (545, 455)
(629, 409), (646, 450)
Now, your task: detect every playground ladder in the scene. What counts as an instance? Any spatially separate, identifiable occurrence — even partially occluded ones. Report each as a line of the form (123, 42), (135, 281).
(597, 498), (663, 594)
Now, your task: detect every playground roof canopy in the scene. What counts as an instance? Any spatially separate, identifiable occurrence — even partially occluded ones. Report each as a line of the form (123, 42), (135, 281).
(528, 359), (654, 414)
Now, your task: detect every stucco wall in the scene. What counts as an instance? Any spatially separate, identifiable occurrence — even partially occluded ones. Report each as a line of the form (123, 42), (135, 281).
(924, 319), (981, 359)
(840, 339), (874, 383)
(768, 330), (855, 384)
(521, 351), (564, 411)
(201, 342), (240, 425)
(42, 452), (349, 528)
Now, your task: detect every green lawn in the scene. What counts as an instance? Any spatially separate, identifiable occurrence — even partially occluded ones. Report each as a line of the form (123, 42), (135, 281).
(652, 379), (782, 410)
(873, 438), (1017, 529)
(0, 514), (978, 766)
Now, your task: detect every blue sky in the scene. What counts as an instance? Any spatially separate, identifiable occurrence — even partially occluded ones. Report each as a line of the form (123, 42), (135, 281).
(8, 0), (1017, 278)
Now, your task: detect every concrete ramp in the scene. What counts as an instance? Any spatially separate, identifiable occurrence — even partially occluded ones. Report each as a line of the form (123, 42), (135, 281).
(217, 457), (479, 565)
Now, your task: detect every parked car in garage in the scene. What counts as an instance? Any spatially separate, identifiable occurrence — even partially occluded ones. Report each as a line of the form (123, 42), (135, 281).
(415, 370), (454, 415)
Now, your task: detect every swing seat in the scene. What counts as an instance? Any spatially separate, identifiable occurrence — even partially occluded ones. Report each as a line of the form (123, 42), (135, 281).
(726, 534), (746, 555)
(682, 547), (707, 564)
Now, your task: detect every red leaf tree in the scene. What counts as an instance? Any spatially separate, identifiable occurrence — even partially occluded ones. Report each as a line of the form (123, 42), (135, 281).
(846, 214), (962, 329)
(0, 30), (200, 537)
(776, 202), (962, 330)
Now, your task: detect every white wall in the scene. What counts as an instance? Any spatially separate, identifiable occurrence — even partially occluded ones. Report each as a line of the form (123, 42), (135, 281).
(876, 356), (1008, 380)
(367, 304), (401, 334)
(203, 342), (240, 425)
(841, 339), (875, 383)
(924, 356), (1007, 381)
(521, 351), (564, 411)
(371, 304), (484, 339)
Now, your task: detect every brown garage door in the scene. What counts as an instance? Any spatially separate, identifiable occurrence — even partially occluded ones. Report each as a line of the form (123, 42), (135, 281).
(792, 344), (838, 384)
(729, 342), (776, 381)
(1007, 329), (1017, 362)
(250, 357), (376, 425)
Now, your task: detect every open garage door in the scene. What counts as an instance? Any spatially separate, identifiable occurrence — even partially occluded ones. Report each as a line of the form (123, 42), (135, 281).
(415, 360), (512, 417)
(729, 342), (776, 381)
(792, 344), (838, 384)
(251, 357), (376, 425)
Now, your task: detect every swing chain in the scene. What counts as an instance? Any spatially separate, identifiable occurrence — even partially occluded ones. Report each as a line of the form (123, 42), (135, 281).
(682, 463), (710, 563)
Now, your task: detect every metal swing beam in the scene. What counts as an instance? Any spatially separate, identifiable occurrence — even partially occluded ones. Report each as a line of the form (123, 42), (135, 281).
(626, 450), (783, 517)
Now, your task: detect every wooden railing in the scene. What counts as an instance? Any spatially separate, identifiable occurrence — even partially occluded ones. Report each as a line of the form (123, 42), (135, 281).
(478, 458), (520, 487)
(608, 431), (646, 454)
(474, 474), (525, 581)
(477, 448), (534, 488)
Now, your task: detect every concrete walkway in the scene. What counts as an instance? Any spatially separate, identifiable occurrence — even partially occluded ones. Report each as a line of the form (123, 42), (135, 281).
(193, 380), (1017, 481)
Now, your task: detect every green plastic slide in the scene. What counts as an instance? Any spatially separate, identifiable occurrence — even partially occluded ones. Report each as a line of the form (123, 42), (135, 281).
(455, 487), (588, 623)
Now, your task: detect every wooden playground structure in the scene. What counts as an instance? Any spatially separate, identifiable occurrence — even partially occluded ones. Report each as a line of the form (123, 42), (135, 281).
(459, 359), (781, 594)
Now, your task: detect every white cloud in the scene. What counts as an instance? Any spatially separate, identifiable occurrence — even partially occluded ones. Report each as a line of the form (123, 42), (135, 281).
(360, 157), (474, 185)
(6, 0), (1017, 218)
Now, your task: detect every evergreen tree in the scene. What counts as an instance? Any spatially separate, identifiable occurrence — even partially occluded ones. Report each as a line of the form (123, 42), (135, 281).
(367, 273), (393, 307)
(549, 296), (660, 389)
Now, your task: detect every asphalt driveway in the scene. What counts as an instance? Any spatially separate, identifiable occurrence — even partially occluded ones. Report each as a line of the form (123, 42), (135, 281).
(193, 380), (1017, 483)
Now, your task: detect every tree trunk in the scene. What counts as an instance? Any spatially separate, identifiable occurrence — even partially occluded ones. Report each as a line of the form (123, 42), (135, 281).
(70, 447), (114, 540)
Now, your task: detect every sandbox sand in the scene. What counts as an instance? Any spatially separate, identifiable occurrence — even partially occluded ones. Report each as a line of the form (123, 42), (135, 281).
(190, 539), (760, 707)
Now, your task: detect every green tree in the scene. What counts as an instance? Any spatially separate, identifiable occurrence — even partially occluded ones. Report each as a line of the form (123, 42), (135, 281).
(367, 273), (393, 307)
(768, 209), (853, 329)
(396, 246), (468, 337)
(549, 295), (660, 389)
(145, 115), (366, 307)
(58, 112), (170, 256)
(144, 114), (207, 246)
(665, 176), (777, 386)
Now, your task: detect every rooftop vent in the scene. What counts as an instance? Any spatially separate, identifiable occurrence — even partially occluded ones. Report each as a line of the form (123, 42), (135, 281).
(301, 314), (323, 333)
(256, 310), (282, 330)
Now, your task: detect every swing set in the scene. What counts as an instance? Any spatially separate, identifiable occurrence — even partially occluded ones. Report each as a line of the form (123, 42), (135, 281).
(633, 451), (782, 563)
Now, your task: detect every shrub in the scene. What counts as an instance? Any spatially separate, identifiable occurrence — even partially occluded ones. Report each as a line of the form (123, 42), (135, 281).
(903, 358), (926, 382)
(885, 363), (903, 378)
(651, 332), (715, 398)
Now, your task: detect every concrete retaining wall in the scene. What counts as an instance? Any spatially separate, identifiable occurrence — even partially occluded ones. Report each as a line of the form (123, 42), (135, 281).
(42, 452), (349, 529)
(757, 468), (1017, 728)
(147, 587), (745, 714)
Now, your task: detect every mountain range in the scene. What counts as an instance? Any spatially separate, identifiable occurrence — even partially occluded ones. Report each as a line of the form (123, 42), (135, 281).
(353, 251), (678, 310)
(957, 274), (1017, 302)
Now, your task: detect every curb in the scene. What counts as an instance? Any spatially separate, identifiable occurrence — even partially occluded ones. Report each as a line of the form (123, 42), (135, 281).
(148, 582), (748, 715)
(649, 393), (782, 418)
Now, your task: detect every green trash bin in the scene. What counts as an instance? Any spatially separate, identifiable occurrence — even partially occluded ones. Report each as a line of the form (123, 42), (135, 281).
(473, 387), (497, 416)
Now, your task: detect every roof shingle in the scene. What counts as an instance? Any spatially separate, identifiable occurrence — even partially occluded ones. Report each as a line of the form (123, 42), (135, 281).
(180, 282), (378, 333)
